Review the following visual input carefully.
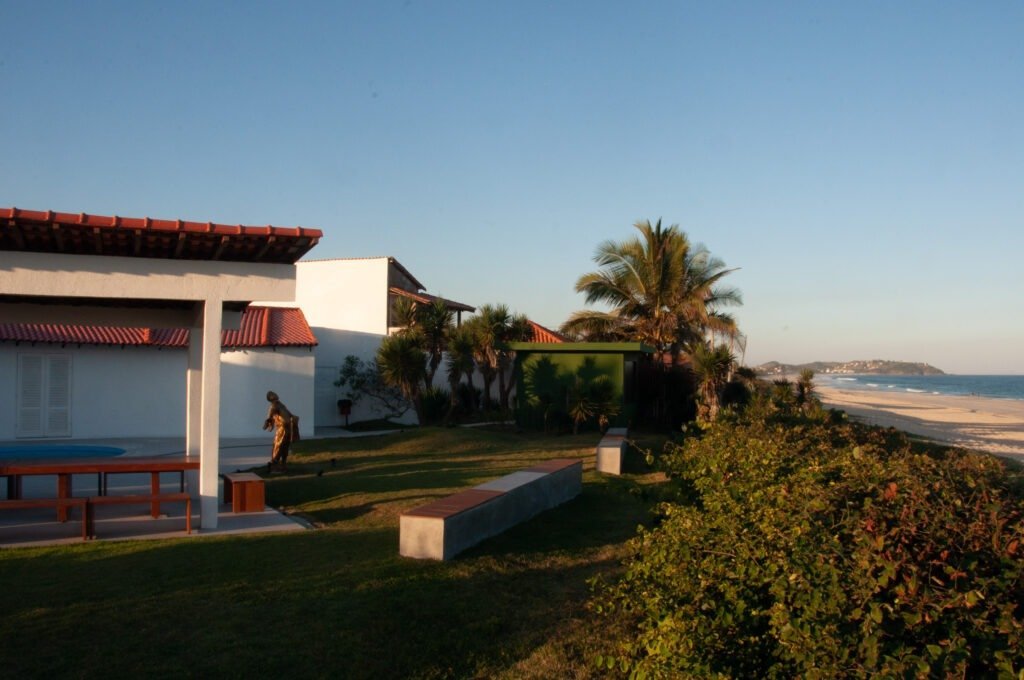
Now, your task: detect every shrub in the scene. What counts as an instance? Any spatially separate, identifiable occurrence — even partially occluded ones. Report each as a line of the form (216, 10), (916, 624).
(592, 413), (1024, 678)
(419, 386), (450, 426)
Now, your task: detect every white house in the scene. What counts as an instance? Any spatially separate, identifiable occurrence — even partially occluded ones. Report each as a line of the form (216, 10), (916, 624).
(0, 305), (317, 440)
(267, 257), (474, 426)
(0, 206), (320, 528)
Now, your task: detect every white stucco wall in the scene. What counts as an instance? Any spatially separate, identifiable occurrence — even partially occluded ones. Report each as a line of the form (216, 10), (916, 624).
(0, 344), (313, 440)
(292, 259), (390, 335)
(221, 348), (315, 437)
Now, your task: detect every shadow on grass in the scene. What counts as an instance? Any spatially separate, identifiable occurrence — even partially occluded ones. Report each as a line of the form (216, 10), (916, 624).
(0, 427), (662, 678)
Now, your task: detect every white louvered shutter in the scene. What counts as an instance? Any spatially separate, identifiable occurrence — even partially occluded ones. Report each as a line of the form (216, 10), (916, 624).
(17, 355), (44, 436)
(17, 354), (72, 438)
(46, 355), (71, 436)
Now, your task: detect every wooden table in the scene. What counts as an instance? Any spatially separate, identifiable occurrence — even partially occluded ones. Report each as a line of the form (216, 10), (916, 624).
(0, 456), (200, 521)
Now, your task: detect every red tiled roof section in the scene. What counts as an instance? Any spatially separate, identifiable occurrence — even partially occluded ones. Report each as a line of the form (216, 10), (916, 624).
(528, 320), (568, 343)
(0, 307), (316, 349)
(1, 207), (321, 264)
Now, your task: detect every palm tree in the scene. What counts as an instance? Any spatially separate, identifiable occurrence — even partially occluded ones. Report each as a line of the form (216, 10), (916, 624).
(376, 334), (427, 424)
(418, 298), (454, 387)
(796, 369), (816, 409)
(560, 219), (742, 365)
(444, 324), (476, 420)
(496, 313), (532, 410)
(691, 343), (735, 422)
(389, 297), (453, 387)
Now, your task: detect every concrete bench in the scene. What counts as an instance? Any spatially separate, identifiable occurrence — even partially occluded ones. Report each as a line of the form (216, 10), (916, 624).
(399, 458), (582, 560)
(222, 472), (265, 513)
(596, 428), (630, 475)
(85, 492), (192, 538)
(0, 497), (89, 540)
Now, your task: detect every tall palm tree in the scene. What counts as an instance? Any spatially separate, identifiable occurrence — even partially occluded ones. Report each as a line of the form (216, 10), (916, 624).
(389, 296), (454, 388)
(497, 313), (532, 410)
(376, 334), (427, 423)
(464, 304), (507, 411)
(691, 343), (735, 422)
(560, 219), (742, 365)
(445, 323), (476, 420)
(418, 298), (454, 387)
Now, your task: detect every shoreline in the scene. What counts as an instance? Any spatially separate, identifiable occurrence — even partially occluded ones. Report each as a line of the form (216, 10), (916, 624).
(815, 384), (1024, 462)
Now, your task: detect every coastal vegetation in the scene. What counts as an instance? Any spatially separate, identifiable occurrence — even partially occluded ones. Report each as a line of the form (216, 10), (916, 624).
(591, 394), (1024, 677)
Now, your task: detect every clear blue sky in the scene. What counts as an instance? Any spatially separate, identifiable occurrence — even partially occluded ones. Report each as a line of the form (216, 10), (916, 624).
(2, 2), (1021, 373)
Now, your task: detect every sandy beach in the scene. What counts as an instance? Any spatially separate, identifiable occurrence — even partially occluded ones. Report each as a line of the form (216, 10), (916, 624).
(816, 384), (1024, 462)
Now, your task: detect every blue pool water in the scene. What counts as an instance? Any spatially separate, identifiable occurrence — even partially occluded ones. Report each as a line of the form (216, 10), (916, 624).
(0, 445), (126, 460)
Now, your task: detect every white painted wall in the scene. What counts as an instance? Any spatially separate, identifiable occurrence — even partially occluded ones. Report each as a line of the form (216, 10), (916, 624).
(0, 344), (313, 440)
(292, 259), (389, 335)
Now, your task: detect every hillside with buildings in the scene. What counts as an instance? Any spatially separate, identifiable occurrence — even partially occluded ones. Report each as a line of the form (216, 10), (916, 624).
(755, 360), (945, 376)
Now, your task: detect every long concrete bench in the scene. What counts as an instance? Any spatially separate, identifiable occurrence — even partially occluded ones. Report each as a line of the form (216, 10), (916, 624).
(399, 458), (582, 560)
(596, 427), (629, 475)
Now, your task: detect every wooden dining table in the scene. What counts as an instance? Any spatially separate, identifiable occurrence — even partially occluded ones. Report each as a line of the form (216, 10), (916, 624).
(0, 456), (200, 521)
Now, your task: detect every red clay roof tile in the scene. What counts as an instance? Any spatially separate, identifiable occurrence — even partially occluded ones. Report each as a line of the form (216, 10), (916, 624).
(527, 320), (568, 343)
(1, 207), (322, 264)
(0, 306), (316, 349)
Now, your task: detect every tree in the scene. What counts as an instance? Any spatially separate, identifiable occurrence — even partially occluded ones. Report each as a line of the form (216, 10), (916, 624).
(497, 313), (532, 410)
(390, 296), (454, 387)
(691, 343), (735, 423)
(376, 334), (428, 424)
(418, 299), (454, 386)
(560, 219), (742, 365)
(464, 304), (533, 412)
(335, 355), (413, 421)
(796, 369), (816, 409)
(444, 323), (477, 421)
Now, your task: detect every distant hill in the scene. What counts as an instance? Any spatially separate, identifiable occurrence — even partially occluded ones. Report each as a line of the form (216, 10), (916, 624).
(755, 360), (945, 376)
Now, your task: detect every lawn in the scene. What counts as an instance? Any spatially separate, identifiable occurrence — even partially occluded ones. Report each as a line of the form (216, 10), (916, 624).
(0, 427), (670, 679)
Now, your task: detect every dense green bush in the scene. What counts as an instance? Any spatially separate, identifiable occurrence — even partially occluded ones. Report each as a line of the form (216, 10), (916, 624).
(592, 412), (1024, 678)
(419, 386), (450, 426)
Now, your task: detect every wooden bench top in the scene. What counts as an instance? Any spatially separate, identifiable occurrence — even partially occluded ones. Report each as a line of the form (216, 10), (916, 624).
(88, 492), (191, 505)
(0, 456), (199, 476)
(403, 489), (504, 519)
(222, 472), (263, 483)
(524, 458), (581, 474)
(403, 459), (582, 520)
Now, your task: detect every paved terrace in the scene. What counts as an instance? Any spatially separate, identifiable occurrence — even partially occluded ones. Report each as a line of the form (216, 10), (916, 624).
(0, 427), (387, 548)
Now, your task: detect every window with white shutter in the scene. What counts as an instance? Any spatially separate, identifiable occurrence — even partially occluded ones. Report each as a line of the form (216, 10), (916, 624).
(17, 354), (72, 438)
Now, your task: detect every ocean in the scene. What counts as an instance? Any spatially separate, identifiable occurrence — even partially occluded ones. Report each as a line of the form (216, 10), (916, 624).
(816, 374), (1024, 401)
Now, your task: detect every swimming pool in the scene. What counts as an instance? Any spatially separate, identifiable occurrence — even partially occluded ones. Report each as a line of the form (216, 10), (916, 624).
(0, 445), (126, 460)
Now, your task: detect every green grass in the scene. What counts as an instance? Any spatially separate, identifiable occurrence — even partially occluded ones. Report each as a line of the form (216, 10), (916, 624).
(0, 427), (670, 679)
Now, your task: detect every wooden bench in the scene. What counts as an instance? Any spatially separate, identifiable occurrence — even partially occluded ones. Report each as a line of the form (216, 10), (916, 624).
(221, 472), (265, 513)
(85, 492), (192, 539)
(399, 458), (582, 560)
(0, 497), (89, 540)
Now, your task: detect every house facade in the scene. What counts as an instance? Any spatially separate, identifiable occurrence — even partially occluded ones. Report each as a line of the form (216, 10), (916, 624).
(0, 306), (317, 440)
(271, 258), (473, 426)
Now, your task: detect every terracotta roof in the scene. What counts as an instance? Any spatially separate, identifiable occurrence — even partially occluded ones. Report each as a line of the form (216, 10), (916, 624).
(389, 287), (476, 313)
(0, 306), (317, 348)
(1, 207), (321, 264)
(527, 320), (568, 343)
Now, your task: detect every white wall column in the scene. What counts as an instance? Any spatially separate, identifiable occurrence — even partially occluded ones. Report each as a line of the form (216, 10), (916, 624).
(185, 311), (204, 503)
(198, 299), (223, 529)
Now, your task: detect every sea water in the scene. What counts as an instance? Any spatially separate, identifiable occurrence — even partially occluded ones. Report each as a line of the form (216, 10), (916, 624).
(816, 374), (1024, 401)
